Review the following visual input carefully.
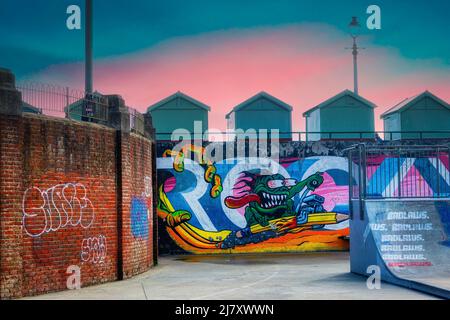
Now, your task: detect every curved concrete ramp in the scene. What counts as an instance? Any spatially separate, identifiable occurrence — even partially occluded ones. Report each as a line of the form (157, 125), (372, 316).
(351, 199), (450, 299)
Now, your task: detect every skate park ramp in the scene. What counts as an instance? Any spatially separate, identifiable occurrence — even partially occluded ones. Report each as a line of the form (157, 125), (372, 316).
(350, 199), (450, 299)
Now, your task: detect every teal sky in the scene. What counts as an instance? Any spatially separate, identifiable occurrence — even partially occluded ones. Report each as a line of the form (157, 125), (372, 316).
(1, 0), (449, 79)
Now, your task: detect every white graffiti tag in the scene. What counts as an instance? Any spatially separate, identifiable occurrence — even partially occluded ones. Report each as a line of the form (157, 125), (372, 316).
(144, 176), (152, 198)
(22, 183), (95, 237)
(81, 235), (107, 264)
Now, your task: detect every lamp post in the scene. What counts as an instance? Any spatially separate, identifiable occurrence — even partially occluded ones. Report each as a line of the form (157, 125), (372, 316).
(85, 0), (93, 94)
(82, 0), (95, 122)
(348, 16), (362, 95)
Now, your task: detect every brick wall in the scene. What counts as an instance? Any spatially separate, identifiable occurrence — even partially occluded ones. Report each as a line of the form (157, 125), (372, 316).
(0, 113), (155, 299)
(119, 132), (154, 279)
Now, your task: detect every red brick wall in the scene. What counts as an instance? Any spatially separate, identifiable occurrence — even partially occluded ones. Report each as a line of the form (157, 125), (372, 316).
(120, 133), (154, 279)
(0, 115), (24, 299)
(0, 113), (155, 299)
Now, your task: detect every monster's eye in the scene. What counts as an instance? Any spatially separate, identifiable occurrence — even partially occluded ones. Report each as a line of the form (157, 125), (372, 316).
(283, 179), (297, 187)
(267, 180), (284, 188)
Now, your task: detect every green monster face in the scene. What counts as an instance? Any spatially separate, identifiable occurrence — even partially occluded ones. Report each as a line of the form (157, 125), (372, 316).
(248, 172), (324, 215)
(252, 174), (294, 214)
(224, 171), (324, 215)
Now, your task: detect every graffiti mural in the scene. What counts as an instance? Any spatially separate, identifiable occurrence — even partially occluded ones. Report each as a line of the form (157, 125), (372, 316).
(157, 145), (351, 254)
(156, 142), (450, 254)
(130, 197), (150, 239)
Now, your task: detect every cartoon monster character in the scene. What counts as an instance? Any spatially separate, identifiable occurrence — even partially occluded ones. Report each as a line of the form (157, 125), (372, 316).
(224, 171), (324, 242)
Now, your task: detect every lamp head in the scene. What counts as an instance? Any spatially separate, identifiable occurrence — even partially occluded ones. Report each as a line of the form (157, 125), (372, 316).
(348, 16), (361, 38)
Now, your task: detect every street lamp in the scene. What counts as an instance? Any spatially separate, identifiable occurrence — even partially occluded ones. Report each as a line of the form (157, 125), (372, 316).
(348, 16), (363, 95)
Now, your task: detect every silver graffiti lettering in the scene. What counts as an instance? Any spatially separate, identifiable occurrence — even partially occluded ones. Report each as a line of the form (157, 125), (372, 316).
(81, 235), (107, 264)
(22, 183), (95, 237)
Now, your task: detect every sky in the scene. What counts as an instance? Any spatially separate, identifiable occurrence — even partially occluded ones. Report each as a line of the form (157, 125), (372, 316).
(1, 0), (449, 131)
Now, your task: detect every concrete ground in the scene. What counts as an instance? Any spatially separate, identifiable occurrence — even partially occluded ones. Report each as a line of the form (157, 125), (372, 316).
(25, 252), (436, 300)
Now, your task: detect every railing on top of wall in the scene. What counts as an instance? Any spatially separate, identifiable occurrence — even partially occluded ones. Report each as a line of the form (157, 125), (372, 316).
(17, 82), (109, 124)
(128, 106), (145, 136)
(155, 130), (450, 143)
(16, 81), (148, 137)
(345, 144), (450, 200)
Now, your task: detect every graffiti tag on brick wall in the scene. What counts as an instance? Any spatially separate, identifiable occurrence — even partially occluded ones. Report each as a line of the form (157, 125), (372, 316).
(144, 176), (152, 198)
(81, 235), (107, 264)
(130, 197), (149, 239)
(22, 183), (95, 237)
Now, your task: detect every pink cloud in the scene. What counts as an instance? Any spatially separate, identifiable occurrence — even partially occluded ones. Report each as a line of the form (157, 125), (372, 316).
(25, 24), (450, 132)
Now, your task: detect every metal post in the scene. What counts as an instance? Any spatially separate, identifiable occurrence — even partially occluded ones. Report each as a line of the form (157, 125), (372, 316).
(437, 147), (441, 197)
(358, 144), (365, 220)
(397, 149), (402, 198)
(352, 36), (358, 95)
(348, 150), (353, 219)
(85, 0), (93, 94)
(65, 86), (70, 119)
(361, 143), (367, 199)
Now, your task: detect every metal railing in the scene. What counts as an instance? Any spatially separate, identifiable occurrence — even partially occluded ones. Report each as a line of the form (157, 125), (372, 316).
(345, 144), (450, 200)
(155, 130), (450, 142)
(17, 82), (109, 123)
(128, 106), (145, 135)
(16, 82), (149, 137)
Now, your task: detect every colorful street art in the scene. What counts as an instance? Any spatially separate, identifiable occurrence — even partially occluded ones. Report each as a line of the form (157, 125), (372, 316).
(156, 142), (450, 254)
(157, 145), (351, 254)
